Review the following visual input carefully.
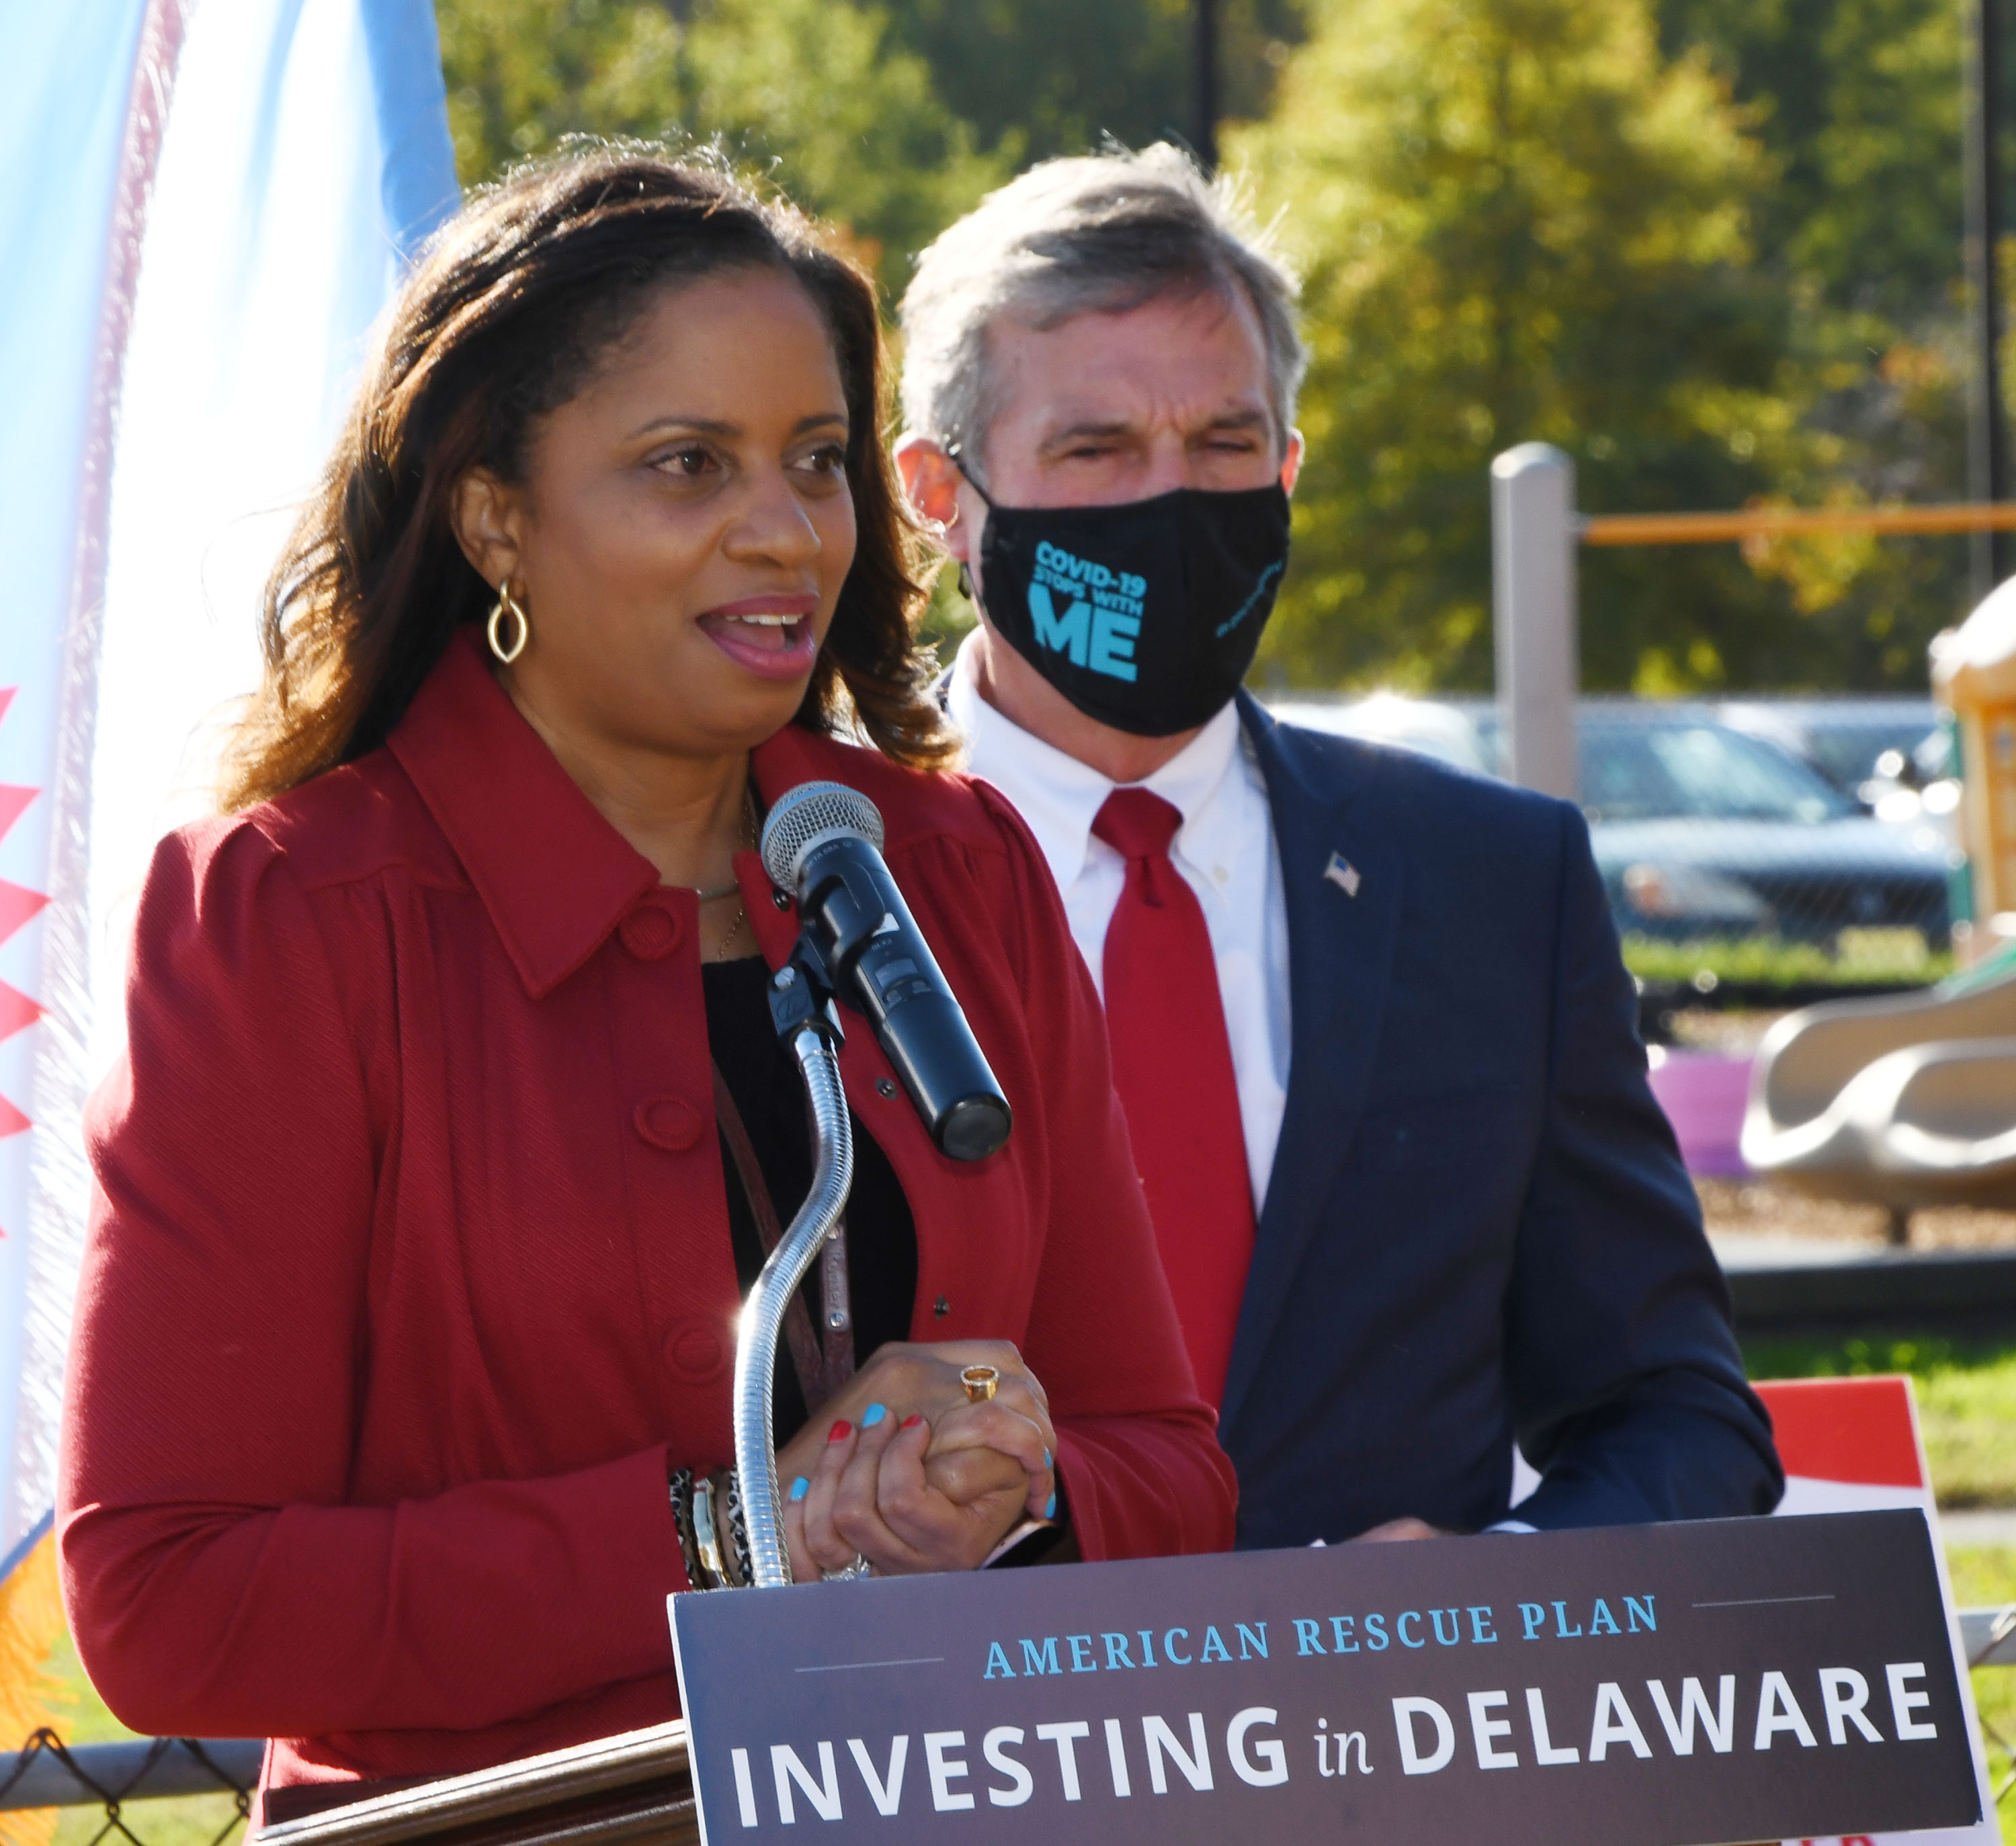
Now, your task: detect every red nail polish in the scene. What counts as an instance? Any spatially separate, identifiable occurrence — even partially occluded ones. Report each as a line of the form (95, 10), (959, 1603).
(900, 1413), (923, 1429)
(828, 1419), (851, 1442)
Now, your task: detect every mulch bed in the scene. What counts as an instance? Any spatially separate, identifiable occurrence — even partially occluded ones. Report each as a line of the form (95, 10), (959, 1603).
(1699, 1177), (2016, 1251)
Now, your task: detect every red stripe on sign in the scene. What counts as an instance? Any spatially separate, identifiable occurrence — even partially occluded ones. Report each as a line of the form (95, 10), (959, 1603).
(1753, 1376), (1923, 1489)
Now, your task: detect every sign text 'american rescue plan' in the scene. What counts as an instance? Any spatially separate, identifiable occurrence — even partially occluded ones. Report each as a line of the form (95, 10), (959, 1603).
(669, 1510), (1979, 1846)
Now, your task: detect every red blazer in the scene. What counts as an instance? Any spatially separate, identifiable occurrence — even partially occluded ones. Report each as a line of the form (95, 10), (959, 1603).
(58, 632), (1232, 1802)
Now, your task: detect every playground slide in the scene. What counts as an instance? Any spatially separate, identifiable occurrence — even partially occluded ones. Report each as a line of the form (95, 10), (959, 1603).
(1740, 945), (2016, 1209)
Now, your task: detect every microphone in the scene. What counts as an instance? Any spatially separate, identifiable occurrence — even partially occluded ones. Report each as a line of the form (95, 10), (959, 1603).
(761, 782), (1013, 1163)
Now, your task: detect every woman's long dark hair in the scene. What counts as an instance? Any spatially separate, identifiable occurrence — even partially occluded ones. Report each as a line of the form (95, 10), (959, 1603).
(221, 147), (956, 811)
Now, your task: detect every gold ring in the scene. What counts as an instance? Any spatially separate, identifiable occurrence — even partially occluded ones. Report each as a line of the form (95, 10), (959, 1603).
(960, 1365), (999, 1403)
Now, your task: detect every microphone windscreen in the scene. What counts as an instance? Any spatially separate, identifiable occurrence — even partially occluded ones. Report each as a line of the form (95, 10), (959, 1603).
(759, 781), (886, 891)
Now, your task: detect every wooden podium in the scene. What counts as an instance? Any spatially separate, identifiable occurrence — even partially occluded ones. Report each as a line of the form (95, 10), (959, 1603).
(255, 1725), (697, 1846)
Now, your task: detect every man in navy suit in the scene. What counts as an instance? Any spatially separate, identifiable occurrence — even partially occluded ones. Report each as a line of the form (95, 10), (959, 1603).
(896, 144), (1781, 1544)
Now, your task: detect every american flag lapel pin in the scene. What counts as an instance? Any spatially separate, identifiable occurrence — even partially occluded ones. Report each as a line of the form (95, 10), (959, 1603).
(1324, 851), (1361, 898)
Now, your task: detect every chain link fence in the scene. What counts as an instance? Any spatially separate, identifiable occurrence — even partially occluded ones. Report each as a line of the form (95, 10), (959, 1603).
(0, 1734), (257, 1846)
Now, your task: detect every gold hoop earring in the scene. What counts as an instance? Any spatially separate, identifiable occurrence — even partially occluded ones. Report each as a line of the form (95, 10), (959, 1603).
(487, 579), (530, 665)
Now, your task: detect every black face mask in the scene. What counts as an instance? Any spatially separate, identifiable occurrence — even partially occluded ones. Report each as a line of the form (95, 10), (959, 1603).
(961, 467), (1293, 737)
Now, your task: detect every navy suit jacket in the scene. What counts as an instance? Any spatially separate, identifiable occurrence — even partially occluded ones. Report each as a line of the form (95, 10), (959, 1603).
(1224, 691), (1781, 1544)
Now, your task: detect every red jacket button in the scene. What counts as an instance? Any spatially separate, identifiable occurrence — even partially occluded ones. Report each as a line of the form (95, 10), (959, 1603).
(634, 1096), (704, 1150)
(618, 900), (681, 960)
(664, 1318), (729, 1384)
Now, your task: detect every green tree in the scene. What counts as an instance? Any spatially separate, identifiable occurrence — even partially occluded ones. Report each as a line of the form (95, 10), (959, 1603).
(876, 0), (1306, 166)
(1661, 0), (1964, 326)
(436, 0), (1001, 294)
(1650, 0), (1978, 683)
(1232, 0), (1818, 691)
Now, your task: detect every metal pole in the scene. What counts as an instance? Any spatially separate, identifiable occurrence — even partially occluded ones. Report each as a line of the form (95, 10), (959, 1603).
(1966, 0), (2008, 595)
(1193, 0), (1218, 173)
(1491, 444), (1581, 802)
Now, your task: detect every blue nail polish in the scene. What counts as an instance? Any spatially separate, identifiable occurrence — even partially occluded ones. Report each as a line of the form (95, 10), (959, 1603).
(790, 1476), (810, 1502)
(1043, 1448), (1052, 1469)
(1044, 1492), (1057, 1520)
(862, 1403), (888, 1428)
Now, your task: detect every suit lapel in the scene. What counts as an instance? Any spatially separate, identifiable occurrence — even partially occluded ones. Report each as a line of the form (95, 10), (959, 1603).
(1218, 694), (1406, 1438)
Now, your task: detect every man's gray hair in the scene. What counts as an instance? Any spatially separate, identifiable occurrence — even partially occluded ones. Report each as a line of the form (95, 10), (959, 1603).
(898, 144), (1306, 477)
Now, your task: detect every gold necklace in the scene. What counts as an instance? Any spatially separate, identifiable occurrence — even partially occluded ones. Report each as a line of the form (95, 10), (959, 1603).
(700, 788), (757, 961)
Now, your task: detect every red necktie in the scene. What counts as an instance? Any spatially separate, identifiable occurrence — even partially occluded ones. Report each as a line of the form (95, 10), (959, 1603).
(1092, 788), (1257, 1407)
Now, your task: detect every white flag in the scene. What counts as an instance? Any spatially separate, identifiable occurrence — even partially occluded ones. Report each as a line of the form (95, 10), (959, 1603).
(0, 0), (456, 1689)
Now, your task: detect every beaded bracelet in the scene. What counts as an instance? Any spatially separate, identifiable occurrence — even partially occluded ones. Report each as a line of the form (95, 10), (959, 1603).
(669, 1468), (710, 1591)
(672, 1464), (757, 1591)
(720, 1467), (754, 1589)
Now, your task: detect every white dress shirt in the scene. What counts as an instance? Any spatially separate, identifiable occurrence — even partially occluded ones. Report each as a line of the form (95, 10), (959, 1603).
(948, 634), (1292, 1213)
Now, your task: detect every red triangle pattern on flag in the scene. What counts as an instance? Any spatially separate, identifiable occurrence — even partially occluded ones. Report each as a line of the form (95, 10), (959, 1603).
(0, 689), (46, 1159)
(0, 982), (40, 1044)
(0, 787), (33, 845)
(0, 883), (46, 952)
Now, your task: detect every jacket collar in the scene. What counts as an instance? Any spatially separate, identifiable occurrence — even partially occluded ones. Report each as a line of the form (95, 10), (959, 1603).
(388, 630), (913, 998)
(1220, 690), (1405, 1437)
(388, 630), (666, 999)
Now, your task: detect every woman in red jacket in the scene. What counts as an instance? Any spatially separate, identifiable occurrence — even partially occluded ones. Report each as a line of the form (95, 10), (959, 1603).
(56, 150), (1233, 1814)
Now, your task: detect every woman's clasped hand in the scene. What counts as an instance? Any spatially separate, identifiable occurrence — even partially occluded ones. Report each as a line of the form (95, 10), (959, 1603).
(778, 1341), (1056, 1581)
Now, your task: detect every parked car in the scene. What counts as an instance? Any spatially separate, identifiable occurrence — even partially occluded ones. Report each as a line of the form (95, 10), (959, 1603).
(1263, 694), (1951, 950)
(1571, 712), (1951, 948)
(1713, 698), (1939, 802)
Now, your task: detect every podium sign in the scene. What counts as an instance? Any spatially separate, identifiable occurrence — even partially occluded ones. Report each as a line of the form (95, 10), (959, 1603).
(671, 1511), (1978, 1846)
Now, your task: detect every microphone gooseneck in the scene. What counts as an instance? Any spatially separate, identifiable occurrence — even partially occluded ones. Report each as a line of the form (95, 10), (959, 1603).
(760, 782), (1013, 1164)
(732, 782), (1014, 1589)
(732, 977), (851, 1589)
